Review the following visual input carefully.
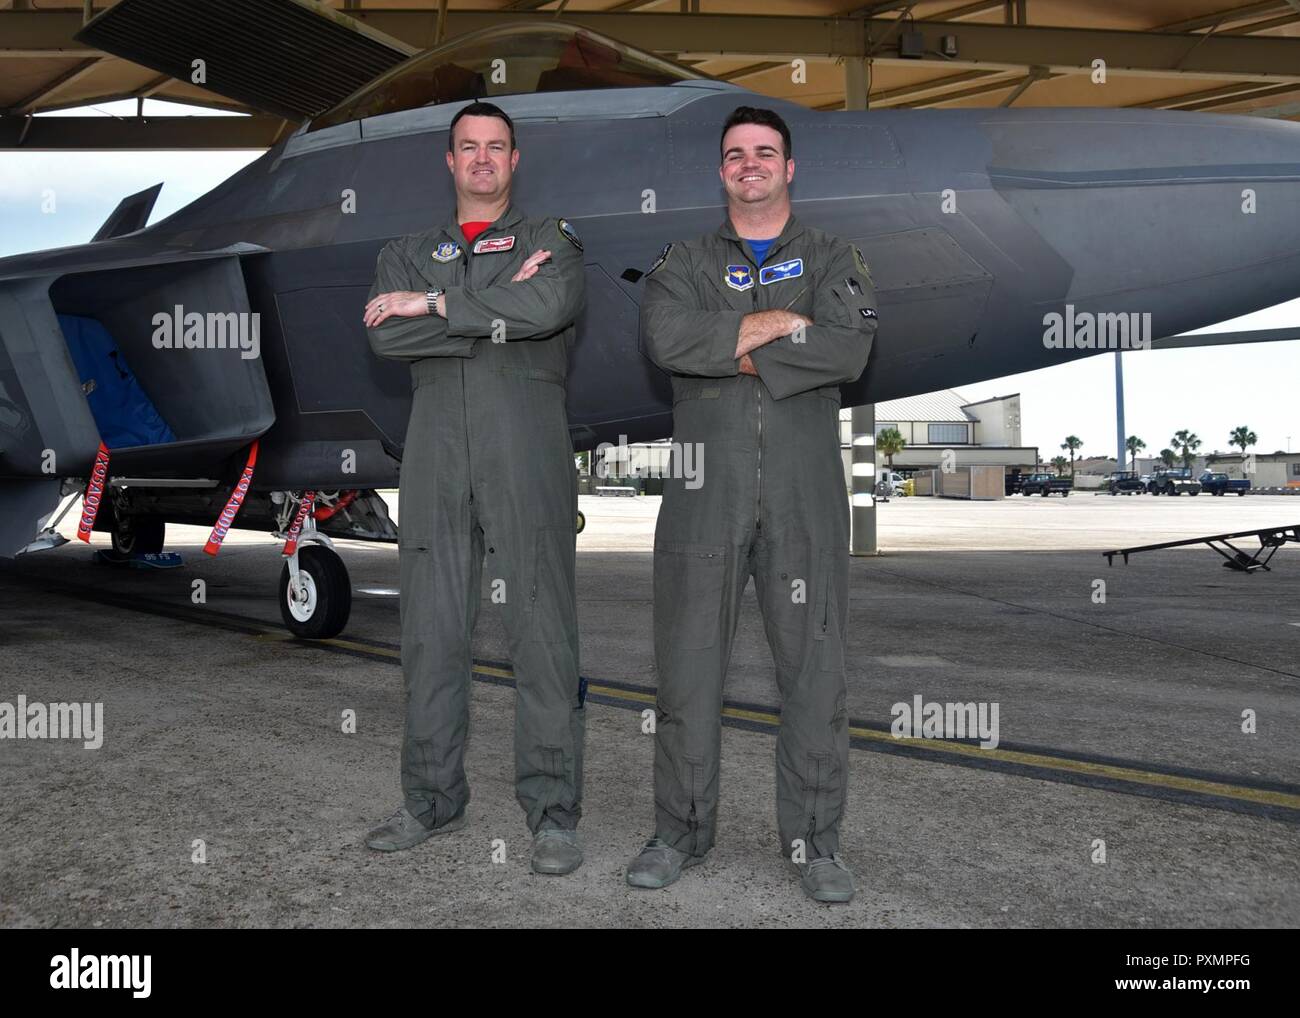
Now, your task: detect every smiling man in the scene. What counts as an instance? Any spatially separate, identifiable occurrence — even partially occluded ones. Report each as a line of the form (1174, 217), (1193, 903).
(362, 101), (587, 875)
(628, 106), (878, 902)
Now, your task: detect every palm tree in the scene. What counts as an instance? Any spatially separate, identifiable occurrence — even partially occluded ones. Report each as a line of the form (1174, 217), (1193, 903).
(1050, 455), (1069, 476)
(1159, 448), (1176, 469)
(876, 427), (906, 469)
(1061, 436), (1083, 478)
(1229, 426), (1257, 457)
(1125, 435), (1146, 472)
(1172, 429), (1201, 470)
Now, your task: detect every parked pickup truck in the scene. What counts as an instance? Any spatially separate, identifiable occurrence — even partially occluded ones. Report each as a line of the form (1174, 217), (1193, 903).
(1148, 469), (1202, 496)
(1198, 472), (1250, 496)
(1107, 471), (1146, 495)
(1020, 473), (1073, 497)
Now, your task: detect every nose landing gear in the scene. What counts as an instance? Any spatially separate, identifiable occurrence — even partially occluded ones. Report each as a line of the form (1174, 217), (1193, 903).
(274, 492), (352, 639)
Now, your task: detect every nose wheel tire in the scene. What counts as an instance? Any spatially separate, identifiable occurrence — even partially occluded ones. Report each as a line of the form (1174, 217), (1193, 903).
(112, 514), (165, 556)
(279, 545), (351, 639)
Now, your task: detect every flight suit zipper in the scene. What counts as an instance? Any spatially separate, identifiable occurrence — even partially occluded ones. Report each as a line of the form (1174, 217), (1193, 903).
(755, 334), (762, 531)
(460, 233), (474, 501)
(751, 253), (762, 532)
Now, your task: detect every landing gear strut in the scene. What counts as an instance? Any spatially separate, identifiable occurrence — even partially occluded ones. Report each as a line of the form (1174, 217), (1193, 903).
(273, 492), (352, 639)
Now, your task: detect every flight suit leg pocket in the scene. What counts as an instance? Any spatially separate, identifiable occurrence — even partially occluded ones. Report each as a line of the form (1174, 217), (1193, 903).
(654, 543), (726, 653)
(813, 547), (846, 675)
(528, 524), (577, 645)
(396, 492), (432, 554)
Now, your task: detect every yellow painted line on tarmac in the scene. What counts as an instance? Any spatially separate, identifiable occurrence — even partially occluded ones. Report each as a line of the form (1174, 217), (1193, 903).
(844, 725), (1300, 811)
(254, 628), (1300, 812)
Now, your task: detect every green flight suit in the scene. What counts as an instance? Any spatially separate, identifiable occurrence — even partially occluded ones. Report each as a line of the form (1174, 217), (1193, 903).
(367, 204), (586, 835)
(640, 214), (877, 860)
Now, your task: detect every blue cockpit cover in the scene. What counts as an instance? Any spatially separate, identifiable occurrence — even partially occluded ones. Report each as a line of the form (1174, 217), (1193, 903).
(59, 314), (176, 448)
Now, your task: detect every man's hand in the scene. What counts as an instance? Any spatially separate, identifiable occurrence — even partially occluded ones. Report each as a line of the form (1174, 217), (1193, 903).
(512, 249), (551, 282)
(364, 291), (427, 327)
(738, 353), (758, 376)
(735, 309), (812, 359)
(365, 249), (551, 328)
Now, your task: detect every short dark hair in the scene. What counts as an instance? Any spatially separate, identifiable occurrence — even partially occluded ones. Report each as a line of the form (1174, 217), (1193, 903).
(449, 101), (516, 151)
(720, 106), (792, 161)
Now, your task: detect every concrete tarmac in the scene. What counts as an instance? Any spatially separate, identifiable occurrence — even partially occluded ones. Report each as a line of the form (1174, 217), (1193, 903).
(1, 494), (1297, 927)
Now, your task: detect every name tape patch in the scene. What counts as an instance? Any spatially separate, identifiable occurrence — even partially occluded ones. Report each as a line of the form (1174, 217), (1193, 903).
(759, 257), (803, 285)
(473, 235), (516, 255)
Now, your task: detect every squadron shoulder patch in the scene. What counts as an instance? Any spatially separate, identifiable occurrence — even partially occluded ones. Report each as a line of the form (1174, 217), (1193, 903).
(852, 245), (871, 278)
(432, 241), (462, 262)
(647, 242), (673, 276)
(558, 218), (583, 251)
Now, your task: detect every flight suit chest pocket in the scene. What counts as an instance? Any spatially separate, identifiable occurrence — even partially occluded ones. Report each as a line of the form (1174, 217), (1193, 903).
(472, 248), (527, 289)
(528, 524), (577, 645)
(654, 542), (727, 653)
(418, 248), (465, 291)
(782, 285), (816, 321)
(706, 266), (756, 313)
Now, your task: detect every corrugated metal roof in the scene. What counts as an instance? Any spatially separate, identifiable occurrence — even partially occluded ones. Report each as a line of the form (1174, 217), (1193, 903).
(873, 389), (973, 424)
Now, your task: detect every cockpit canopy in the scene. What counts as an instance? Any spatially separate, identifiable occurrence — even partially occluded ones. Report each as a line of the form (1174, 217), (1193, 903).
(308, 22), (708, 132)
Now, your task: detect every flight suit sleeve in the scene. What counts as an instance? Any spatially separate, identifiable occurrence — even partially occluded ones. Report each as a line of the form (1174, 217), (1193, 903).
(366, 239), (478, 361)
(639, 243), (743, 378)
(441, 218), (585, 341)
(748, 241), (877, 400)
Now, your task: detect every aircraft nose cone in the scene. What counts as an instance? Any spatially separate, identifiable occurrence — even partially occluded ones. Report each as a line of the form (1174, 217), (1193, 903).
(984, 109), (1300, 335)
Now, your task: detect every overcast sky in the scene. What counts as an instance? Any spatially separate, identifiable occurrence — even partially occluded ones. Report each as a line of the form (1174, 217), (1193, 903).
(3, 99), (1297, 460)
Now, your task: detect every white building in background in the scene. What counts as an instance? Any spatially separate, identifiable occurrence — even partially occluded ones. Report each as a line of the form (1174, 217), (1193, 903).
(839, 389), (1039, 485)
(581, 389), (1047, 495)
(1206, 451), (1300, 489)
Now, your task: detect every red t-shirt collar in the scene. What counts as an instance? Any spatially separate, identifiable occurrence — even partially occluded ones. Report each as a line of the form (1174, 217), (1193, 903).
(460, 221), (491, 245)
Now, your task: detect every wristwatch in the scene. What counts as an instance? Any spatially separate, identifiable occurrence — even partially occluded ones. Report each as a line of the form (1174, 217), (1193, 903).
(425, 288), (445, 316)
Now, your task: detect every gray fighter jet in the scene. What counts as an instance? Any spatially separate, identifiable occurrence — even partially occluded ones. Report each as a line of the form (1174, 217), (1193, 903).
(2, 21), (1298, 638)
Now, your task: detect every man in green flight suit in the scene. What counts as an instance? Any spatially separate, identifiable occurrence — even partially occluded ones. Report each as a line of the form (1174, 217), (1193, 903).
(627, 106), (878, 902)
(362, 101), (587, 875)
